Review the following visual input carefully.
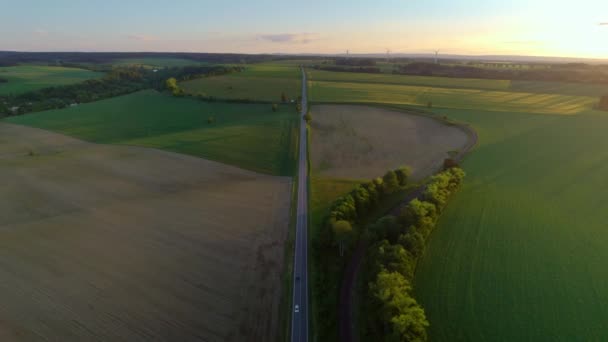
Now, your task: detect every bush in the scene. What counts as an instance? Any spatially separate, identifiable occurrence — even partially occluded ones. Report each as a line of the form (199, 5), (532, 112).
(382, 170), (399, 194)
(369, 270), (429, 341)
(395, 166), (412, 186)
(304, 112), (312, 123)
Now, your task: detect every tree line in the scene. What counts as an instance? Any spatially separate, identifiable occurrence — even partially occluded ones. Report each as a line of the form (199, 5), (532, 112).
(335, 58), (377, 67)
(394, 62), (608, 85)
(362, 167), (465, 341)
(313, 65), (382, 74)
(312, 164), (465, 341)
(0, 65), (239, 116)
(313, 166), (411, 341)
(0, 51), (326, 67)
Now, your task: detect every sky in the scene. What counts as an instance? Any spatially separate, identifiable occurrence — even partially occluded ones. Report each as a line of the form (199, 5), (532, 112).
(1, 0), (607, 58)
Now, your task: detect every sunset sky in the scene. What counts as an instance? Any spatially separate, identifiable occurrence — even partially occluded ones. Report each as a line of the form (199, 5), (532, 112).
(1, 0), (607, 58)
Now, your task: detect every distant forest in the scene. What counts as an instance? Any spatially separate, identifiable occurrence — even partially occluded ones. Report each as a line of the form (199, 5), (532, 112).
(0, 65), (240, 116)
(393, 62), (608, 84)
(0, 51), (321, 67)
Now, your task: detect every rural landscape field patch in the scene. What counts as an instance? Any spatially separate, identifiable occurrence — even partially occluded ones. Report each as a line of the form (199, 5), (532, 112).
(309, 104), (472, 229)
(308, 69), (608, 97)
(0, 65), (103, 95)
(0, 122), (291, 341)
(308, 69), (512, 91)
(310, 104), (469, 180)
(180, 63), (301, 102)
(400, 106), (608, 341)
(309, 69), (608, 341)
(112, 57), (208, 68)
(309, 80), (598, 114)
(5, 90), (298, 176)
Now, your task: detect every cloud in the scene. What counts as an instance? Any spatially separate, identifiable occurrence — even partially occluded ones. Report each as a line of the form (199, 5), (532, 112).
(257, 33), (319, 44)
(600, 23), (608, 26)
(127, 34), (159, 42)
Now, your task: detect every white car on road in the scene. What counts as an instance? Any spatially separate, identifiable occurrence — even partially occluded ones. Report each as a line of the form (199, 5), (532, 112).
(294, 305), (300, 313)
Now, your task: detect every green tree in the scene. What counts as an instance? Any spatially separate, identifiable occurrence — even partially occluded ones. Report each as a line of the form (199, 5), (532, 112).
(398, 229), (425, 258)
(383, 170), (399, 194)
(373, 177), (384, 196)
(353, 185), (371, 217)
(371, 240), (415, 280)
(331, 194), (357, 222)
(363, 181), (380, 207)
(165, 77), (182, 96)
(304, 112), (312, 123)
(369, 215), (401, 242)
(370, 270), (429, 341)
(332, 220), (353, 256)
(395, 166), (412, 186)
(400, 199), (437, 236)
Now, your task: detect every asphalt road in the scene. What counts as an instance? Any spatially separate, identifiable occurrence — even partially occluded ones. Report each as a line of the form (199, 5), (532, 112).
(291, 67), (309, 342)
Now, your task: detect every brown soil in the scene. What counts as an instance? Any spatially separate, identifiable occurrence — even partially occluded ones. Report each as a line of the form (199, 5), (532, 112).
(0, 123), (291, 342)
(310, 105), (470, 180)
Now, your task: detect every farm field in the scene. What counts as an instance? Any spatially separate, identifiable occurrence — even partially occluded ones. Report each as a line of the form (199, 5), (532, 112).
(0, 65), (103, 95)
(308, 69), (511, 91)
(0, 122), (292, 341)
(413, 107), (608, 341)
(310, 104), (469, 180)
(5, 90), (298, 176)
(308, 104), (472, 341)
(112, 57), (208, 68)
(509, 79), (608, 97)
(308, 79), (598, 114)
(309, 69), (608, 96)
(307, 69), (608, 341)
(180, 62), (301, 102)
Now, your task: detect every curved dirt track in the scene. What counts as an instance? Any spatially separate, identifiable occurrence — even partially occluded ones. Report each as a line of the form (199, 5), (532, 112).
(0, 123), (291, 342)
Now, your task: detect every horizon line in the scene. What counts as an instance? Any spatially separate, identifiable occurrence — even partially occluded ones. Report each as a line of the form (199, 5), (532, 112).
(2, 49), (608, 61)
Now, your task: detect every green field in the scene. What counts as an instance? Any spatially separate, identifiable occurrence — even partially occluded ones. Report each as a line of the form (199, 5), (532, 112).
(309, 69), (511, 91)
(309, 79), (598, 114)
(413, 107), (608, 341)
(5, 90), (298, 176)
(112, 57), (208, 68)
(181, 62), (301, 102)
(308, 69), (608, 97)
(309, 70), (608, 341)
(0, 65), (103, 95)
